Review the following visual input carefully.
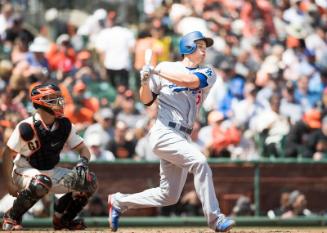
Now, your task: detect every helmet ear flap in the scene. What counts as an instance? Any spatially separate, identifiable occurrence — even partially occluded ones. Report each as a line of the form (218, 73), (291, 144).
(179, 36), (197, 55)
(185, 44), (196, 54)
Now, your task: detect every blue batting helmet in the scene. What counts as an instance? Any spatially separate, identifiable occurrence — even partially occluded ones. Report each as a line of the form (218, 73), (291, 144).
(179, 31), (214, 55)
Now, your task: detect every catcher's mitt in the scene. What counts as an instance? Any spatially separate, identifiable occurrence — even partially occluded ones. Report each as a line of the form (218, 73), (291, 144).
(62, 158), (98, 193)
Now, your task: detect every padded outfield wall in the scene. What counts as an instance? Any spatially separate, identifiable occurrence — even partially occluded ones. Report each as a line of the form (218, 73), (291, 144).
(1, 159), (326, 218)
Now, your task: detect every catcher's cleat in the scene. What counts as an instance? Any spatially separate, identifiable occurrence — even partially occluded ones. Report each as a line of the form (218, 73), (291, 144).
(108, 194), (121, 232)
(53, 215), (87, 230)
(2, 214), (23, 231)
(215, 214), (235, 232)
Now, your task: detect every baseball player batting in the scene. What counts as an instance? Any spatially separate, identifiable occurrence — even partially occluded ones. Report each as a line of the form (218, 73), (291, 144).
(1, 83), (97, 230)
(108, 31), (235, 232)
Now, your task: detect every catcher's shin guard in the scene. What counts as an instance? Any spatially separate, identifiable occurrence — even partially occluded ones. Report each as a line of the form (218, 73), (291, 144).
(53, 192), (89, 230)
(5, 175), (52, 223)
(54, 192), (73, 214)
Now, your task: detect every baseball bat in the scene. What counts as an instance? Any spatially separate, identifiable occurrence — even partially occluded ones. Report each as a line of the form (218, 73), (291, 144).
(145, 49), (152, 66)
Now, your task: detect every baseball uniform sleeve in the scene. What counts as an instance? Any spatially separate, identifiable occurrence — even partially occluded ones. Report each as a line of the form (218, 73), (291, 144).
(7, 124), (22, 153)
(193, 66), (216, 89)
(66, 124), (84, 149)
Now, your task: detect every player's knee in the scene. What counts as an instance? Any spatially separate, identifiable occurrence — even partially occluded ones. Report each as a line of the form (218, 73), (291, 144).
(29, 174), (52, 198)
(191, 157), (212, 175)
(160, 187), (179, 205)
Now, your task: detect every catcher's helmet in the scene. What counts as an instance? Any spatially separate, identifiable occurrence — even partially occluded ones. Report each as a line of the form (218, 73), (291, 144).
(31, 83), (64, 117)
(179, 31), (214, 55)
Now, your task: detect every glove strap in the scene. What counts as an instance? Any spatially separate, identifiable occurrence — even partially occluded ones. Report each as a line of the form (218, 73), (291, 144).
(77, 156), (89, 166)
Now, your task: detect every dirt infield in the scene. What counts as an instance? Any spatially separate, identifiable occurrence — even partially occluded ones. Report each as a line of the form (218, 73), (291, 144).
(20, 227), (327, 233)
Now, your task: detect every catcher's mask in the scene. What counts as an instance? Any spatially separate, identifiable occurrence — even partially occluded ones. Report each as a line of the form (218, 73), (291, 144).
(31, 83), (64, 117)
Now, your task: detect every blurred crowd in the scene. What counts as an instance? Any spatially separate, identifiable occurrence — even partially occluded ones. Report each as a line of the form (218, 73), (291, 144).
(1, 0), (327, 162)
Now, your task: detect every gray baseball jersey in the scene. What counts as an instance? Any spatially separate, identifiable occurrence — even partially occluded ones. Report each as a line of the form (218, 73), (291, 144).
(112, 61), (222, 230)
(150, 61), (216, 128)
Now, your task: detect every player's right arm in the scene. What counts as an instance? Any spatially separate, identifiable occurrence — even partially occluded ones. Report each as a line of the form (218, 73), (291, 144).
(139, 81), (154, 105)
(2, 146), (18, 196)
(139, 63), (161, 106)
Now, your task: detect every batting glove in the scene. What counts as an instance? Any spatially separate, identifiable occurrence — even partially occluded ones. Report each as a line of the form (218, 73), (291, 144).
(140, 65), (154, 85)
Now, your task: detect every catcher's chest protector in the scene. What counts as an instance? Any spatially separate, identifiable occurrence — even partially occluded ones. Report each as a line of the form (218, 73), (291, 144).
(27, 116), (72, 170)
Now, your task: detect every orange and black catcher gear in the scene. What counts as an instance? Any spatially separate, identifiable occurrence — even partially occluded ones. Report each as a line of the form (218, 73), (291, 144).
(30, 83), (64, 117)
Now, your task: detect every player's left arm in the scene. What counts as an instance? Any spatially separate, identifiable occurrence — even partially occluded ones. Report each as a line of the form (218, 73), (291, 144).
(73, 142), (91, 161)
(155, 66), (216, 89)
(66, 124), (91, 161)
(154, 67), (200, 89)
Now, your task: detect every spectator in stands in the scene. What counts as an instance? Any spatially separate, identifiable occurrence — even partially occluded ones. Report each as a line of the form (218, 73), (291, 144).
(80, 194), (107, 217)
(74, 50), (95, 81)
(240, 0), (276, 39)
(281, 190), (312, 219)
(64, 80), (99, 131)
(26, 36), (51, 78)
(200, 110), (241, 158)
(73, 50), (116, 106)
(283, 0), (311, 26)
(134, 27), (157, 71)
(116, 89), (144, 129)
(150, 21), (173, 64)
(280, 81), (304, 125)
(267, 190), (290, 219)
(285, 108), (321, 157)
(232, 82), (265, 128)
(250, 94), (290, 158)
(202, 62), (229, 112)
(320, 88), (327, 119)
(4, 14), (34, 63)
(294, 75), (321, 112)
(231, 195), (254, 217)
(46, 34), (76, 80)
(85, 134), (115, 162)
(160, 189), (202, 217)
(177, 190), (202, 216)
(218, 69), (246, 119)
(84, 107), (115, 148)
(107, 120), (136, 159)
(0, 3), (14, 40)
(77, 8), (108, 49)
(302, 116), (327, 160)
(135, 118), (158, 161)
(95, 12), (135, 88)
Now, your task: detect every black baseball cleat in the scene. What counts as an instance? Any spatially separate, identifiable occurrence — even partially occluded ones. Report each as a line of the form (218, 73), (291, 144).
(53, 215), (87, 230)
(2, 214), (23, 231)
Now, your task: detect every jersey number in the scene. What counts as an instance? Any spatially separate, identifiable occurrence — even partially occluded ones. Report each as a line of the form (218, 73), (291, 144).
(28, 140), (39, 150)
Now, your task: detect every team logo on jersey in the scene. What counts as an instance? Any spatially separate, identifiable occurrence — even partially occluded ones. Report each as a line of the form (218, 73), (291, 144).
(205, 69), (213, 77)
(168, 84), (199, 94)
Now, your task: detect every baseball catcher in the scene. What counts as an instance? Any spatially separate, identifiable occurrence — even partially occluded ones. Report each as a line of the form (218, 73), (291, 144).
(1, 83), (98, 230)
